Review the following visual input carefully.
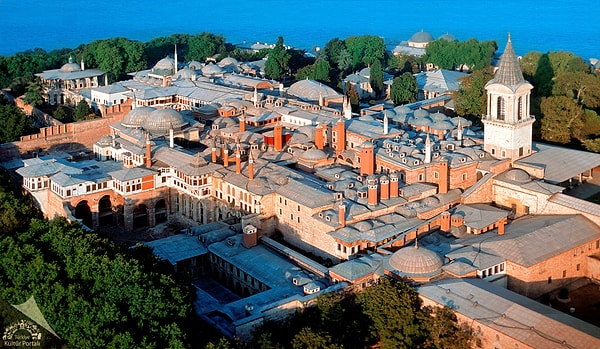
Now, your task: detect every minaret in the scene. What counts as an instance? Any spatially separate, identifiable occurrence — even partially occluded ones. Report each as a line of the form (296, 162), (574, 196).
(424, 133), (432, 164)
(482, 34), (534, 160)
(457, 117), (463, 144)
(80, 57), (85, 71)
(343, 96), (352, 120)
(383, 110), (389, 135)
(253, 87), (259, 106)
(144, 133), (152, 167)
(318, 91), (324, 107)
(174, 44), (178, 74)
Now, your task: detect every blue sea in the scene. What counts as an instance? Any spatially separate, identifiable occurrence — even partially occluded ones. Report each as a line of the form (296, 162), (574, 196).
(0, 0), (599, 60)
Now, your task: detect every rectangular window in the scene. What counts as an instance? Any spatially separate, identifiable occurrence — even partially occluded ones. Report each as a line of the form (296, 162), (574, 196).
(577, 264), (580, 271)
(548, 276), (552, 284)
(562, 270), (567, 278)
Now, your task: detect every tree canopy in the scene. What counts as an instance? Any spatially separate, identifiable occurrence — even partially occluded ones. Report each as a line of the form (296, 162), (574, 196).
(0, 95), (36, 143)
(0, 171), (194, 348)
(265, 37), (291, 80)
(453, 68), (494, 121)
(425, 39), (497, 71)
(250, 278), (472, 349)
(390, 72), (417, 106)
(344, 35), (386, 70)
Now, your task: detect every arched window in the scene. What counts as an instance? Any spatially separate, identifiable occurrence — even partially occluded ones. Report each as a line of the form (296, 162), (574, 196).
(497, 96), (505, 120)
(518, 96), (523, 120)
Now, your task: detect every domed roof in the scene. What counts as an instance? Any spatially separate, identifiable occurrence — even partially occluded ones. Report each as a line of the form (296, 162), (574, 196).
(388, 245), (443, 276)
(188, 61), (203, 70)
(411, 116), (433, 127)
(394, 105), (411, 115)
(175, 67), (197, 80)
(432, 120), (455, 130)
(354, 220), (373, 231)
(218, 57), (239, 67)
(288, 80), (339, 102)
(431, 112), (448, 122)
(439, 33), (458, 42)
(414, 108), (430, 118)
(409, 30), (435, 43)
(121, 106), (156, 128)
(60, 56), (81, 73)
(300, 149), (328, 161)
(153, 57), (175, 74)
(142, 108), (188, 135)
(503, 168), (531, 183)
(202, 62), (224, 76)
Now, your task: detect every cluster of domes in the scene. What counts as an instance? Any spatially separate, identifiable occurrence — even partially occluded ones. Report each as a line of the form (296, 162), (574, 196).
(121, 107), (188, 136)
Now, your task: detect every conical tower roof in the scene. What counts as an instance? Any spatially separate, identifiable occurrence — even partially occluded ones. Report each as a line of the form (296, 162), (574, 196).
(487, 34), (526, 88)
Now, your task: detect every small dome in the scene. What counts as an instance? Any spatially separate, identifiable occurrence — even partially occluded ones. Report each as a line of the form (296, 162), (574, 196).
(432, 120), (455, 131)
(300, 149), (328, 161)
(411, 116), (434, 127)
(439, 33), (458, 42)
(60, 56), (81, 73)
(288, 80), (339, 102)
(218, 57), (240, 67)
(188, 61), (203, 70)
(409, 30), (434, 44)
(153, 57), (175, 74)
(431, 112), (448, 122)
(503, 168), (531, 183)
(202, 62), (224, 76)
(388, 246), (443, 276)
(414, 108), (430, 118)
(121, 106), (156, 128)
(394, 105), (411, 115)
(175, 67), (197, 80)
(354, 221), (373, 231)
(142, 108), (188, 135)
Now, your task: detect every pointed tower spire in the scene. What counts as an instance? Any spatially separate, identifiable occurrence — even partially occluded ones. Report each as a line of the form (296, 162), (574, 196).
(80, 57), (85, 71)
(489, 33), (525, 87)
(457, 117), (463, 143)
(383, 110), (389, 135)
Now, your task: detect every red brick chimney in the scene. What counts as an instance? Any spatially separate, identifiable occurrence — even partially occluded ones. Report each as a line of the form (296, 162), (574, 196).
(390, 172), (399, 198)
(497, 218), (506, 235)
(440, 211), (451, 232)
(336, 118), (345, 156)
(145, 134), (152, 167)
(239, 114), (246, 133)
(223, 147), (229, 167)
(212, 147), (217, 163)
(367, 175), (378, 206)
(339, 202), (346, 227)
(360, 142), (375, 176)
(242, 225), (258, 248)
(439, 159), (449, 194)
(274, 124), (283, 151)
(235, 149), (241, 174)
(315, 124), (324, 150)
(248, 158), (254, 180)
(380, 175), (389, 201)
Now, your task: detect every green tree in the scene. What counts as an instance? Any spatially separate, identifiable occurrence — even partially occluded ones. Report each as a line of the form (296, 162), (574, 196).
(453, 68), (494, 120)
(540, 95), (584, 143)
(425, 39), (496, 71)
(390, 72), (417, 106)
(344, 35), (386, 70)
(22, 79), (45, 107)
(421, 306), (472, 349)
(0, 102), (36, 143)
(187, 33), (227, 62)
(370, 60), (384, 97)
(388, 53), (420, 75)
(553, 71), (600, 110)
(291, 327), (341, 349)
(74, 100), (92, 121)
(265, 37), (291, 80)
(357, 278), (426, 349)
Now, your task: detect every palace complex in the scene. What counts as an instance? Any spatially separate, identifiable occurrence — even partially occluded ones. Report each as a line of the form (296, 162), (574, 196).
(3, 34), (600, 347)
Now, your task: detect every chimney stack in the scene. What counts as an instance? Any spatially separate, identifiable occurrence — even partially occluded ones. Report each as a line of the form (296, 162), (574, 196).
(339, 202), (346, 227)
(367, 175), (378, 206)
(380, 175), (389, 201)
(389, 172), (399, 198)
(274, 124), (283, 151)
(315, 124), (324, 150)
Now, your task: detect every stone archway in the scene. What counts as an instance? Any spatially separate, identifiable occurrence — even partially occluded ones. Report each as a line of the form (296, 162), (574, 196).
(132, 204), (148, 230)
(155, 199), (167, 224)
(98, 195), (113, 227)
(74, 200), (93, 228)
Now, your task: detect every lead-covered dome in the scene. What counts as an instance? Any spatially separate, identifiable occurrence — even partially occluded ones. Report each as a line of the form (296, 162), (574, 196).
(142, 108), (188, 135)
(202, 62), (224, 76)
(60, 56), (81, 73)
(288, 80), (339, 102)
(121, 106), (156, 128)
(300, 148), (328, 161)
(388, 245), (443, 277)
(409, 30), (434, 44)
(152, 57), (175, 75)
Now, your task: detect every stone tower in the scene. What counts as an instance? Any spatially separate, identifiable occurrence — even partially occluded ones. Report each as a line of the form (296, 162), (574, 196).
(482, 34), (534, 160)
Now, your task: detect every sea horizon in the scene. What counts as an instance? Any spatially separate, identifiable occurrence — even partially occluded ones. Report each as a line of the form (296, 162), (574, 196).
(1, 0), (599, 61)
